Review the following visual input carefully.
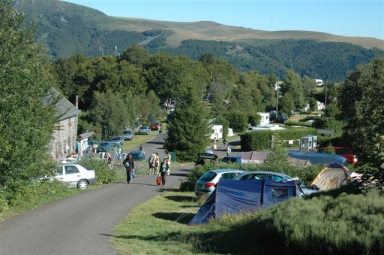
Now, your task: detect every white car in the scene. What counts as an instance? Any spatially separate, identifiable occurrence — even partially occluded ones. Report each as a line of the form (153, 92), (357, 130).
(41, 163), (97, 189)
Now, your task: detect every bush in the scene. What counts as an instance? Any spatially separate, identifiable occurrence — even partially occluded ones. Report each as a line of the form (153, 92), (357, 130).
(252, 189), (384, 254)
(1, 179), (70, 210)
(198, 189), (384, 255)
(80, 158), (118, 184)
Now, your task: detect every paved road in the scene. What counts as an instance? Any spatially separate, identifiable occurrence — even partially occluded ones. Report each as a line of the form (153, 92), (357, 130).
(0, 133), (194, 255)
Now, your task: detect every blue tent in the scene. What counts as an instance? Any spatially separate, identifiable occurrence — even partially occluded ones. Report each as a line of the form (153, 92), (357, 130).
(288, 150), (347, 165)
(189, 178), (301, 225)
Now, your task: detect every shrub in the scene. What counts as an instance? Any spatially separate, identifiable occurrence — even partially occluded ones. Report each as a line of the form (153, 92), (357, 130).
(252, 190), (384, 254)
(80, 158), (118, 184)
(198, 190), (384, 255)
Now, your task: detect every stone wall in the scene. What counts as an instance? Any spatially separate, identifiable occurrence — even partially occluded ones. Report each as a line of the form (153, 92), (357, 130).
(48, 116), (78, 162)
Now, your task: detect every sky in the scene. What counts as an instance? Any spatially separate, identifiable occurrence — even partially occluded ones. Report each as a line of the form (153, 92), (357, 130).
(63, 0), (384, 40)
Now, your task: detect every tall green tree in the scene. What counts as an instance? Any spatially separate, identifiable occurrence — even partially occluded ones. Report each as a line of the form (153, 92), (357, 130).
(282, 70), (305, 109)
(88, 90), (128, 139)
(165, 89), (209, 161)
(279, 92), (295, 116)
(143, 53), (210, 102)
(0, 1), (57, 184)
(338, 57), (384, 168)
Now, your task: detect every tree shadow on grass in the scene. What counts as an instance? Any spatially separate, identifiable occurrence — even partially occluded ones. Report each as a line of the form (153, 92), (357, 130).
(152, 212), (195, 224)
(164, 195), (196, 203)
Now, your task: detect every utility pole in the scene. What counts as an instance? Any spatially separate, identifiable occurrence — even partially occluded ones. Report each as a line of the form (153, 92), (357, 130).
(276, 77), (279, 113)
(324, 80), (328, 109)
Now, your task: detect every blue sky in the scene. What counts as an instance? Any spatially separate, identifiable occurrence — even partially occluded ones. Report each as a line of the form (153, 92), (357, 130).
(63, 0), (384, 40)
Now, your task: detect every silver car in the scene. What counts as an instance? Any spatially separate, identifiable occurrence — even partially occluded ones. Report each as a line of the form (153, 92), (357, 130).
(122, 129), (134, 140)
(138, 126), (151, 135)
(194, 169), (245, 196)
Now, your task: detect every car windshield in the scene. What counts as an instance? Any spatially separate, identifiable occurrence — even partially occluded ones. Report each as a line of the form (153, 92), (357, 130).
(239, 173), (291, 181)
(199, 171), (217, 182)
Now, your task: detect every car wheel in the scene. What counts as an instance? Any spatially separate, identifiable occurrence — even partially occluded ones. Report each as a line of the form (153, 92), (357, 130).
(77, 179), (89, 189)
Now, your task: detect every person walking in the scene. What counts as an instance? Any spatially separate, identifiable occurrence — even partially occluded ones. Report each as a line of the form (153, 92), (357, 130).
(123, 154), (134, 184)
(148, 152), (156, 175)
(117, 145), (123, 163)
(226, 144), (231, 157)
(159, 158), (169, 186)
(154, 152), (160, 175)
(164, 151), (171, 175)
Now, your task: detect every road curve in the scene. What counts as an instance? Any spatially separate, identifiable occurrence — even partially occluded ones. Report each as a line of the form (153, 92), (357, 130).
(0, 134), (193, 255)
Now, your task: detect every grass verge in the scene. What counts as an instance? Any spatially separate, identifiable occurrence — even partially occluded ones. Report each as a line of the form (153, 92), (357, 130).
(111, 190), (208, 255)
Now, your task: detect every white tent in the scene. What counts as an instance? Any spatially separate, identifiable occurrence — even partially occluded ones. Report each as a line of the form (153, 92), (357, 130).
(227, 128), (234, 137)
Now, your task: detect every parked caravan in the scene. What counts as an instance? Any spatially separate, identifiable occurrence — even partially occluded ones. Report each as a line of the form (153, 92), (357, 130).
(210, 125), (223, 141)
(258, 112), (270, 126)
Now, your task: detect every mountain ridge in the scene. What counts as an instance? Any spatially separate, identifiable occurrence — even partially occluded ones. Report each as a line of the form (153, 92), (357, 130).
(13, 0), (384, 81)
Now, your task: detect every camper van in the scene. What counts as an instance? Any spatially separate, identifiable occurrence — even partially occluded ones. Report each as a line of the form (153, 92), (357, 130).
(210, 125), (223, 141)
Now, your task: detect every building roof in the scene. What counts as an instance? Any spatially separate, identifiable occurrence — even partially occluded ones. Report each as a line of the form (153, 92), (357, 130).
(43, 88), (81, 121)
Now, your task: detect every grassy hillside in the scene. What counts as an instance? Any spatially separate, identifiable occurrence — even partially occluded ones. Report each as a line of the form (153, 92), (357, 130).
(14, 0), (384, 81)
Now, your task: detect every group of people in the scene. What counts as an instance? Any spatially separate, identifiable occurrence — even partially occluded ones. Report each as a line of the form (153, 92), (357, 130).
(122, 149), (172, 186)
(148, 151), (171, 186)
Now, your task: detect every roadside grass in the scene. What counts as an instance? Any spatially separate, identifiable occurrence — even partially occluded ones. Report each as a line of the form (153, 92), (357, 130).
(111, 188), (384, 255)
(111, 190), (206, 255)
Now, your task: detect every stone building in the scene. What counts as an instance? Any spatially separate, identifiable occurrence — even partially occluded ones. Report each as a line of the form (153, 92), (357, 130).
(46, 88), (81, 162)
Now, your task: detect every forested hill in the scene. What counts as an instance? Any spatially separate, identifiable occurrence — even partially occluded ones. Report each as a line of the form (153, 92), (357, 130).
(14, 0), (384, 82)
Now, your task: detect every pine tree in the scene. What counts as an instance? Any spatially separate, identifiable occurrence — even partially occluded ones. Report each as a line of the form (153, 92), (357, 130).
(165, 89), (210, 161)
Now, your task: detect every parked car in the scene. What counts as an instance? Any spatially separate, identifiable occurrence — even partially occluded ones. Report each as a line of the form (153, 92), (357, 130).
(40, 163), (96, 189)
(122, 129), (134, 140)
(221, 156), (242, 164)
(194, 169), (245, 196)
(110, 136), (124, 145)
(138, 126), (151, 135)
(316, 147), (358, 164)
(233, 170), (293, 181)
(275, 113), (289, 124)
(195, 152), (219, 167)
(97, 142), (117, 152)
(233, 170), (318, 196)
(127, 150), (146, 161)
(150, 121), (162, 130)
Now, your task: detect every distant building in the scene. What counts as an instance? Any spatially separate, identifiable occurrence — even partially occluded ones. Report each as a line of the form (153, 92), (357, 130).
(315, 79), (324, 86)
